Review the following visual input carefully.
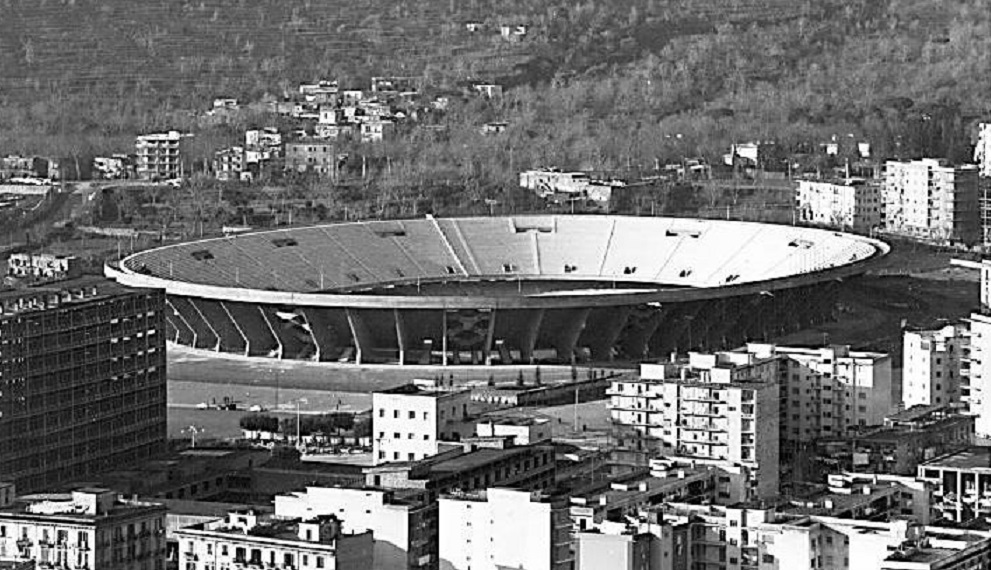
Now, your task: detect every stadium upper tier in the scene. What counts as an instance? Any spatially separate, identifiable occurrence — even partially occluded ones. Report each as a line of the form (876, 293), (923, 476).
(112, 216), (887, 308)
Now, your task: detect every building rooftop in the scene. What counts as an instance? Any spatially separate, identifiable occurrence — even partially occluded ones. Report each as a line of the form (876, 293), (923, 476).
(921, 447), (991, 472)
(376, 383), (466, 398)
(0, 490), (164, 521)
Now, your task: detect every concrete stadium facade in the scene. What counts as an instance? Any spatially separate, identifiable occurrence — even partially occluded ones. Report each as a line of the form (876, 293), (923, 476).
(105, 215), (889, 366)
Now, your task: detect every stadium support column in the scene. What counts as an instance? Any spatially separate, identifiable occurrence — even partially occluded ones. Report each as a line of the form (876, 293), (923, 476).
(521, 309), (545, 364)
(441, 309), (448, 366)
(394, 309), (409, 366)
(553, 308), (591, 364)
(583, 306), (632, 361)
(484, 309), (497, 365)
(345, 309), (374, 365)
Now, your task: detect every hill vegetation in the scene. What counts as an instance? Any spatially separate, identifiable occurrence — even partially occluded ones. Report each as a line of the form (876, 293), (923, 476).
(0, 0), (988, 226)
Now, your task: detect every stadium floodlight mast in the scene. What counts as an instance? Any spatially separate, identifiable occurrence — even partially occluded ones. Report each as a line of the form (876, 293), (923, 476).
(182, 425), (203, 448)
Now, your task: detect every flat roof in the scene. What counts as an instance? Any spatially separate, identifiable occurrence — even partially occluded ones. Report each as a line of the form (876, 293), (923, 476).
(376, 384), (465, 398)
(0, 276), (140, 302)
(922, 447), (991, 471)
(430, 446), (547, 474)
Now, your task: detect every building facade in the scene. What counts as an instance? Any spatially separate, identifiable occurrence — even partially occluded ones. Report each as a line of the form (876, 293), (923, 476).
(0, 487), (166, 570)
(6, 253), (80, 282)
(609, 354), (781, 501)
(976, 123), (991, 179)
(796, 179), (882, 232)
(372, 384), (473, 464)
(438, 488), (572, 570)
(903, 325), (968, 408)
(275, 486), (433, 570)
(175, 510), (373, 570)
(746, 343), (894, 442)
(0, 279), (167, 493)
(135, 131), (188, 181)
(882, 159), (980, 245)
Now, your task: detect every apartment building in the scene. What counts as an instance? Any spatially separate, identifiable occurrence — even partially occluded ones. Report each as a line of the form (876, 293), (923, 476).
(372, 384), (473, 464)
(745, 343), (894, 442)
(135, 131), (189, 181)
(608, 353), (781, 501)
(175, 510), (372, 570)
(575, 513), (690, 570)
(976, 123), (991, 179)
(882, 158), (981, 245)
(0, 487), (166, 570)
(0, 279), (167, 493)
(285, 141), (337, 176)
(903, 324), (968, 408)
(438, 488), (572, 570)
(796, 178), (882, 232)
(6, 253), (80, 282)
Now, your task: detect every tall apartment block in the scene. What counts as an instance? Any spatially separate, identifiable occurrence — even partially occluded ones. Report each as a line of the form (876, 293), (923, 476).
(438, 488), (572, 570)
(135, 131), (189, 181)
(882, 158), (980, 245)
(744, 343), (894, 442)
(795, 178), (882, 232)
(608, 353), (781, 501)
(0, 486), (167, 570)
(903, 324), (968, 408)
(0, 278), (167, 493)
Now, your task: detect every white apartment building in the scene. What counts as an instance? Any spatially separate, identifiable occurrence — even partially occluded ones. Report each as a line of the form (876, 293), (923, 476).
(438, 488), (572, 570)
(0, 487), (166, 570)
(796, 178), (882, 232)
(274, 486), (433, 570)
(746, 343), (894, 441)
(609, 353), (781, 501)
(6, 252), (80, 281)
(882, 158), (981, 245)
(174, 510), (373, 570)
(903, 324), (968, 408)
(135, 130), (189, 181)
(965, 313), (991, 437)
(372, 384), (473, 464)
(976, 123), (991, 179)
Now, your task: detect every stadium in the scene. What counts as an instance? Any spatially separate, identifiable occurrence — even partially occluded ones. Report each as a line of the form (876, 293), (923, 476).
(105, 215), (888, 366)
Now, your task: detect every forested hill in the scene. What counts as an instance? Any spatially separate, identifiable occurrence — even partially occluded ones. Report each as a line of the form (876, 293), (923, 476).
(0, 0), (987, 165)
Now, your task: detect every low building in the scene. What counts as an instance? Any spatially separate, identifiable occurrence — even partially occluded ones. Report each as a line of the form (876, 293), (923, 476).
(285, 141), (337, 176)
(976, 123), (991, 179)
(6, 253), (80, 282)
(439, 488), (572, 570)
(796, 178), (882, 232)
(815, 405), (973, 476)
(372, 383), (473, 464)
(174, 509), (373, 570)
(575, 514), (690, 570)
(92, 154), (133, 180)
(475, 415), (551, 445)
(918, 447), (991, 524)
(0, 487), (166, 570)
(360, 119), (394, 142)
(213, 146), (245, 182)
(780, 472), (932, 524)
(903, 325), (968, 408)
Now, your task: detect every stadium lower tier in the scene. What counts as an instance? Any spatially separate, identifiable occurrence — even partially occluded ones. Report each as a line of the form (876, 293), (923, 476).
(164, 280), (840, 365)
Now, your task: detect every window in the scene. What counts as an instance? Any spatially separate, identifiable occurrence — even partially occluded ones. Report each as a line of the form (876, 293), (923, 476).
(379, 409), (384, 417)
(409, 411), (416, 419)
(393, 410), (399, 418)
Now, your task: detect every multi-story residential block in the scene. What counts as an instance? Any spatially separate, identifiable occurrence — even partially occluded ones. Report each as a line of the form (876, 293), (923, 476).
(816, 405), (973, 476)
(903, 324), (968, 408)
(6, 252), (80, 282)
(918, 447), (991, 524)
(285, 141), (337, 176)
(212, 146), (245, 182)
(175, 509), (373, 570)
(372, 384), (473, 464)
(575, 513), (690, 570)
(976, 123), (991, 179)
(882, 158), (981, 245)
(0, 279), (167, 493)
(360, 119), (394, 142)
(966, 309), (991, 437)
(438, 488), (572, 570)
(796, 178), (882, 232)
(745, 343), (894, 442)
(608, 353), (781, 501)
(0, 487), (166, 570)
(135, 131), (189, 181)
(275, 486), (433, 570)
